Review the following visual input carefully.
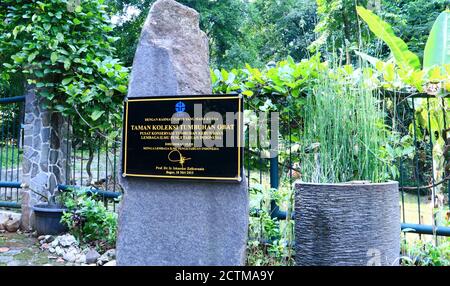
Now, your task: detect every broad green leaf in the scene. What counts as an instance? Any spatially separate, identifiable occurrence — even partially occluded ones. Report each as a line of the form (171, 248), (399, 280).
(115, 85), (127, 93)
(62, 77), (74, 85)
(423, 11), (450, 69)
(242, 90), (253, 97)
(50, 52), (58, 64)
(28, 51), (38, 63)
(90, 110), (105, 121)
(64, 59), (71, 70)
(356, 6), (421, 70)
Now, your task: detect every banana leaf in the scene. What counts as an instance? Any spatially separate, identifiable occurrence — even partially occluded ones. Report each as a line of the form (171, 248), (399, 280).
(423, 11), (450, 69)
(356, 6), (421, 71)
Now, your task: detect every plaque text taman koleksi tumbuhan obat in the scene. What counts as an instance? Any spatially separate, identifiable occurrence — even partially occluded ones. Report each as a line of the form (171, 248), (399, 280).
(122, 95), (243, 182)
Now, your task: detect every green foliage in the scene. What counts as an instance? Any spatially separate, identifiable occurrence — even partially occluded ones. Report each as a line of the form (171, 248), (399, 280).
(424, 11), (450, 69)
(247, 0), (317, 65)
(357, 6), (421, 70)
(380, 0), (448, 62)
(0, 0), (128, 143)
(106, 0), (317, 69)
(312, 0), (370, 60)
(106, 0), (251, 69)
(247, 184), (294, 266)
(301, 69), (403, 183)
(401, 238), (450, 266)
(61, 189), (118, 250)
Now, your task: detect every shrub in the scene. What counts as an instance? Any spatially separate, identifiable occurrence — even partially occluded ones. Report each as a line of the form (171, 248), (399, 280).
(0, 0), (128, 143)
(401, 239), (450, 266)
(61, 189), (118, 250)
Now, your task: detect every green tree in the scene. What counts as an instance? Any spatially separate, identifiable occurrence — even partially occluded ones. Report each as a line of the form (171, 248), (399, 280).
(312, 0), (370, 64)
(380, 0), (449, 61)
(0, 0), (128, 153)
(248, 0), (317, 64)
(107, 0), (250, 69)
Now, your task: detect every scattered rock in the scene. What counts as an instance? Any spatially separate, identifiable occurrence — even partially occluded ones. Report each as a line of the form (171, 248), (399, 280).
(0, 211), (20, 225)
(55, 246), (64, 256)
(58, 234), (77, 247)
(75, 254), (86, 264)
(103, 260), (116, 266)
(56, 257), (64, 263)
(85, 249), (100, 264)
(0, 247), (10, 253)
(63, 250), (77, 263)
(0, 223), (5, 231)
(5, 217), (20, 233)
(38, 235), (54, 244)
(97, 249), (116, 266)
(48, 247), (55, 254)
(50, 239), (59, 248)
(41, 243), (49, 250)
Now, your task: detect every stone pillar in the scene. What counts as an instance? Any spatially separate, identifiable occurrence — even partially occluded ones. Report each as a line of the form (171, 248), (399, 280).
(21, 87), (70, 231)
(117, 0), (248, 265)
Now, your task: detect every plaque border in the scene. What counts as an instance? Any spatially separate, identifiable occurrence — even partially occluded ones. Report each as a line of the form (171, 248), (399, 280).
(122, 95), (243, 182)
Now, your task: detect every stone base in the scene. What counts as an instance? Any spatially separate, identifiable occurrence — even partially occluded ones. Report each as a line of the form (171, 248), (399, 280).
(116, 178), (248, 266)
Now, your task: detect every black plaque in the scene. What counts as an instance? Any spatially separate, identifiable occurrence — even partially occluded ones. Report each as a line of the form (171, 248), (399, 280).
(122, 95), (243, 182)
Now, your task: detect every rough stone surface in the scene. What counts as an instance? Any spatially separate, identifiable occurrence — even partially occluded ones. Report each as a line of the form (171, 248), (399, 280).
(97, 249), (116, 266)
(21, 87), (71, 231)
(5, 217), (20, 233)
(0, 211), (21, 224)
(117, 0), (248, 266)
(127, 0), (211, 97)
(0, 211), (21, 233)
(85, 249), (101, 264)
(294, 181), (401, 266)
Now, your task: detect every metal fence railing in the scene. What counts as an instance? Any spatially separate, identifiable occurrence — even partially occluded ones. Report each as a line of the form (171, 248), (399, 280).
(1, 90), (449, 241)
(0, 90), (24, 209)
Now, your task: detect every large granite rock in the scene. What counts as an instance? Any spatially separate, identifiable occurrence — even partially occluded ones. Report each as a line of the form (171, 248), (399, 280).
(127, 0), (211, 96)
(116, 0), (248, 266)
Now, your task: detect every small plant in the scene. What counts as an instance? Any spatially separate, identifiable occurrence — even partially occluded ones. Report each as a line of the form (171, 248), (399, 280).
(247, 184), (294, 266)
(401, 239), (450, 266)
(29, 187), (69, 207)
(300, 69), (412, 183)
(61, 188), (118, 251)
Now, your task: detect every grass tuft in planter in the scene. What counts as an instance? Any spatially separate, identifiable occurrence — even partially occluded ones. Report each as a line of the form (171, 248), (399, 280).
(295, 70), (411, 266)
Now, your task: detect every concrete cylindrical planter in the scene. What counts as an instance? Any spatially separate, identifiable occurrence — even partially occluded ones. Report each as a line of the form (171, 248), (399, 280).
(295, 181), (400, 266)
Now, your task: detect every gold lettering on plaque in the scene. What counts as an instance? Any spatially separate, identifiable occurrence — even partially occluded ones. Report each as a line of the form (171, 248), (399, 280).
(167, 149), (191, 168)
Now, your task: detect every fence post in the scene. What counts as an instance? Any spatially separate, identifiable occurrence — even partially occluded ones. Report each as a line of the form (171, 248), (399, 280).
(20, 86), (71, 230)
(270, 156), (280, 219)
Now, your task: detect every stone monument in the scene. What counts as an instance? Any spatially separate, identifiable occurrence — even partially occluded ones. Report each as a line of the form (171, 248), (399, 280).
(116, 0), (248, 266)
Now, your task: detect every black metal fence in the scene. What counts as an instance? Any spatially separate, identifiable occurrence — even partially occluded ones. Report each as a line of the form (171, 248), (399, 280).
(0, 89), (24, 209)
(0, 90), (449, 240)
